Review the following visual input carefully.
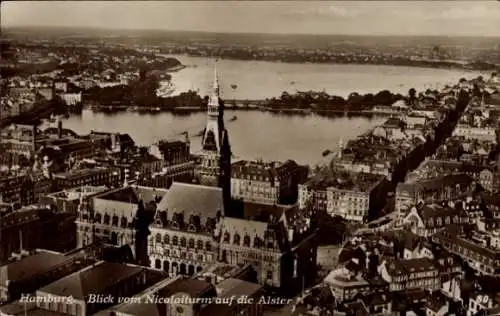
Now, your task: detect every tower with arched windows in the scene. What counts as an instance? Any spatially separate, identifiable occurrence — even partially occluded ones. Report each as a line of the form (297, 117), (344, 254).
(196, 65), (232, 214)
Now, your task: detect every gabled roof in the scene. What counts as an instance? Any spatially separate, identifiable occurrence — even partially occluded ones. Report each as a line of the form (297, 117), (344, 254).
(157, 182), (223, 222)
(38, 262), (143, 300)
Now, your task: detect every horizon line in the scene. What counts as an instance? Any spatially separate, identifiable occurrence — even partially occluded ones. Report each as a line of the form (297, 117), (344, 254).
(3, 25), (500, 39)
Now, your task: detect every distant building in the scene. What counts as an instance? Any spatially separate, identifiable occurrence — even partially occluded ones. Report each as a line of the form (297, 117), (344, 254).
(0, 173), (52, 207)
(326, 172), (386, 222)
(40, 185), (109, 214)
(395, 173), (475, 214)
(231, 159), (308, 205)
(53, 167), (121, 191)
(402, 203), (468, 237)
(378, 258), (440, 292)
(300, 171), (386, 222)
(0, 124), (45, 162)
(433, 228), (500, 276)
(453, 124), (496, 142)
(59, 92), (82, 106)
(0, 206), (76, 263)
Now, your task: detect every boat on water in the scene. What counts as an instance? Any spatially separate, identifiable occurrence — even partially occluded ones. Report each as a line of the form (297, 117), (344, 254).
(322, 149), (332, 157)
(229, 115), (237, 122)
(156, 83), (176, 98)
(231, 84), (238, 89)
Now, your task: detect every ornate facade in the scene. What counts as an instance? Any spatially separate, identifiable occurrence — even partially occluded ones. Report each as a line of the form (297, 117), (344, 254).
(148, 182), (224, 277)
(148, 181), (318, 294)
(231, 159), (308, 205)
(196, 66), (232, 214)
(75, 185), (168, 265)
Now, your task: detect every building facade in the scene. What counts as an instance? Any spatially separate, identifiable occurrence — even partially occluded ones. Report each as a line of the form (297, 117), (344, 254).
(231, 159), (307, 205)
(75, 185), (168, 265)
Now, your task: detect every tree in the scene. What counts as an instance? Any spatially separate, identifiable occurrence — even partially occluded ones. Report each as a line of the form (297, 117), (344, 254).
(408, 88), (417, 106)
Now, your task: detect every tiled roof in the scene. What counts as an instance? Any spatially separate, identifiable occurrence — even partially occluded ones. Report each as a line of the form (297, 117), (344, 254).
(0, 250), (68, 284)
(38, 262), (143, 300)
(386, 258), (437, 277)
(418, 204), (464, 221)
(397, 173), (473, 195)
(157, 182), (224, 222)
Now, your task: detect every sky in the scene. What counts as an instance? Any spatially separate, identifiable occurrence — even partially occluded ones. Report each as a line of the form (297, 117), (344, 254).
(2, 1), (500, 37)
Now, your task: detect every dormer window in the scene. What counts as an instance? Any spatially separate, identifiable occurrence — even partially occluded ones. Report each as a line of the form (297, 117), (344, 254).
(206, 218), (216, 230)
(233, 234), (241, 245)
(224, 232), (230, 243)
(189, 215), (201, 232)
(197, 240), (203, 250)
(155, 233), (161, 243)
(205, 241), (211, 251)
(112, 215), (119, 226)
(164, 234), (170, 244)
(121, 217), (128, 228)
(243, 235), (251, 247)
(180, 237), (186, 247)
(103, 214), (110, 225)
(188, 238), (195, 248)
(172, 236), (178, 246)
(94, 213), (102, 224)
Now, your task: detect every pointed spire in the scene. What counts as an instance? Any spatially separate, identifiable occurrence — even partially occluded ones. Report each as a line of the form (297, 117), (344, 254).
(213, 60), (219, 90)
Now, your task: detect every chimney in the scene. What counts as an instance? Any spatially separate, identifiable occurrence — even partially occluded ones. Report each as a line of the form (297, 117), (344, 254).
(57, 119), (63, 138)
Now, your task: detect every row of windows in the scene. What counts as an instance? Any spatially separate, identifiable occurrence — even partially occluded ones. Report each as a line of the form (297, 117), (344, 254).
(90, 213), (129, 228)
(154, 234), (212, 251)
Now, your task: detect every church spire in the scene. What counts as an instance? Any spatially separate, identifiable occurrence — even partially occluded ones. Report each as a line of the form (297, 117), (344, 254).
(208, 61), (221, 116)
(213, 62), (219, 92)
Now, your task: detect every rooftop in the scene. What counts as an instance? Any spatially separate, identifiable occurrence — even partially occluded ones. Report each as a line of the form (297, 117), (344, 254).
(38, 261), (144, 300)
(231, 159), (299, 180)
(97, 185), (167, 204)
(53, 167), (112, 180)
(0, 250), (68, 284)
(156, 182), (223, 222)
(386, 258), (437, 276)
(304, 171), (384, 192)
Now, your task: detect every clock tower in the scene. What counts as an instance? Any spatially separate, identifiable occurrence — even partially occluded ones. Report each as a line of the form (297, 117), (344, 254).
(196, 64), (232, 214)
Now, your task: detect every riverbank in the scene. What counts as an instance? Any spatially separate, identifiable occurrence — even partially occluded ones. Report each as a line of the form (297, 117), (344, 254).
(87, 103), (397, 117)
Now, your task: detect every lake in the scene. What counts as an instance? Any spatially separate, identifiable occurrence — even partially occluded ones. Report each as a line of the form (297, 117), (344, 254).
(62, 58), (480, 165)
(62, 110), (384, 166)
(164, 54), (482, 99)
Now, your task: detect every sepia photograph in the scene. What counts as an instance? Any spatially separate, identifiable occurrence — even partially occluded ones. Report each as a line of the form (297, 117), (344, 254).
(0, 1), (499, 315)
